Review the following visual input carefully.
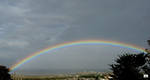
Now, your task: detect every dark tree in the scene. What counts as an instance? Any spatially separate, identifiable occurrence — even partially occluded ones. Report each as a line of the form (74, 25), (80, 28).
(110, 53), (147, 80)
(0, 65), (12, 80)
(145, 40), (150, 54)
(110, 40), (150, 80)
(142, 39), (150, 80)
(147, 40), (150, 46)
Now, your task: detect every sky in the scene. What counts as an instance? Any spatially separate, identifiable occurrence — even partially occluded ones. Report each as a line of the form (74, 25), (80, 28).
(0, 0), (150, 74)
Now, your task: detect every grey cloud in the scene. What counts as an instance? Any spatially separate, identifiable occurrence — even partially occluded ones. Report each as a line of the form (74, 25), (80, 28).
(0, 0), (150, 74)
(57, 0), (150, 46)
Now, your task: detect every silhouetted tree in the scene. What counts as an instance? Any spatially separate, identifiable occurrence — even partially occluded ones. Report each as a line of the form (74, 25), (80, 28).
(142, 39), (150, 80)
(110, 53), (147, 80)
(145, 40), (150, 53)
(147, 40), (150, 46)
(0, 65), (12, 80)
(110, 40), (150, 80)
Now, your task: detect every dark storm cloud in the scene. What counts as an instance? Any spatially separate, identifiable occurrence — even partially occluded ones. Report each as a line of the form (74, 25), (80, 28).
(57, 0), (150, 46)
(0, 0), (150, 73)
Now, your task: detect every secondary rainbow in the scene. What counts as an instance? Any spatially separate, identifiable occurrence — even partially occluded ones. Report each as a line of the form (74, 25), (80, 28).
(10, 40), (146, 72)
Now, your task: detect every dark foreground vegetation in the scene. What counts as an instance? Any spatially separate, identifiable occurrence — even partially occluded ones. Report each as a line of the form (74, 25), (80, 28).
(110, 53), (149, 80)
(110, 40), (150, 80)
(0, 65), (12, 80)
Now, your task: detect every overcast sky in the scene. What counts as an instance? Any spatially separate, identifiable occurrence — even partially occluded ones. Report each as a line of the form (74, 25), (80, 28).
(0, 0), (150, 74)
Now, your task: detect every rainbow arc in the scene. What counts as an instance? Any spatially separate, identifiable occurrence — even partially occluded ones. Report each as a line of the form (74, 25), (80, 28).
(10, 40), (146, 72)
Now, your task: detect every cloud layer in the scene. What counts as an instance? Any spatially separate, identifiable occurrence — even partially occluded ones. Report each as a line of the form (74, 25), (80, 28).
(0, 0), (150, 74)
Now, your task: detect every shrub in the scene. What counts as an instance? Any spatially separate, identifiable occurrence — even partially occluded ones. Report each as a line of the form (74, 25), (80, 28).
(0, 65), (12, 80)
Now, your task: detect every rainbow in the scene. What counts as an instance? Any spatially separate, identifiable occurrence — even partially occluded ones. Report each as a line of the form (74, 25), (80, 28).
(10, 40), (146, 72)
